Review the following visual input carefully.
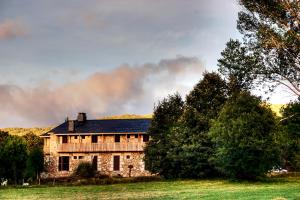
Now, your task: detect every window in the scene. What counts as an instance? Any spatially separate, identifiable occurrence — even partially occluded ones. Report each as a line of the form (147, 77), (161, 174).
(113, 155), (120, 171)
(127, 134), (130, 139)
(79, 156), (84, 159)
(58, 156), (69, 171)
(74, 136), (78, 139)
(135, 134), (138, 138)
(81, 136), (85, 139)
(92, 135), (98, 143)
(115, 135), (120, 143)
(73, 156), (77, 159)
(143, 135), (149, 142)
(126, 155), (130, 159)
(62, 136), (68, 143)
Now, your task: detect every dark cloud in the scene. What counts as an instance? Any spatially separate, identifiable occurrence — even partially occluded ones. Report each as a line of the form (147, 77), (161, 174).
(0, 56), (204, 127)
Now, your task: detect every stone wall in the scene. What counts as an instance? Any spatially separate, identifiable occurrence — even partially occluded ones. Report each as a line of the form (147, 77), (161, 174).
(44, 152), (151, 178)
(43, 133), (151, 178)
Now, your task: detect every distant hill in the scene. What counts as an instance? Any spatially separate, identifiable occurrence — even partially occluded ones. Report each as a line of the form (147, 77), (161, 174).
(98, 114), (152, 120)
(0, 127), (52, 136)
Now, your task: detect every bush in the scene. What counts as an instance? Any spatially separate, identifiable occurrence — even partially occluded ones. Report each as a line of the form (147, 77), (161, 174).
(73, 162), (95, 178)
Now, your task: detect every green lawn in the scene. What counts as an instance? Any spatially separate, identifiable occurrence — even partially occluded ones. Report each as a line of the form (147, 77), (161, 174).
(0, 178), (299, 200)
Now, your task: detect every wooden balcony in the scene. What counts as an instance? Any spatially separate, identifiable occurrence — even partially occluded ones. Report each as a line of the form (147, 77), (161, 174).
(43, 146), (50, 154)
(57, 142), (145, 153)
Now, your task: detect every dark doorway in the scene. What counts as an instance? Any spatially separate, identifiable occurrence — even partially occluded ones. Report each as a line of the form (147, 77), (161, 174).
(92, 156), (98, 171)
(113, 155), (120, 171)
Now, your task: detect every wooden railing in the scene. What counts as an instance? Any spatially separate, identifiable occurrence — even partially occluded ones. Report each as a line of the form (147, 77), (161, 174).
(57, 143), (145, 152)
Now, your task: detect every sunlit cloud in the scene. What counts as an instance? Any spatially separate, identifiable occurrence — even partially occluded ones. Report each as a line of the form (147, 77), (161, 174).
(0, 56), (205, 127)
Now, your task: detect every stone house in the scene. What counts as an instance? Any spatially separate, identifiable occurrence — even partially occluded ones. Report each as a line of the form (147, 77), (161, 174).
(40, 113), (151, 177)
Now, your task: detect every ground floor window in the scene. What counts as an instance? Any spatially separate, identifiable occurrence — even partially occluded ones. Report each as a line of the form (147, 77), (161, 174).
(58, 156), (69, 171)
(113, 155), (120, 171)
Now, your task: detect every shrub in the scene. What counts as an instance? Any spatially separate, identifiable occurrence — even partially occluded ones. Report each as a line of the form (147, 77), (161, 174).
(73, 162), (95, 178)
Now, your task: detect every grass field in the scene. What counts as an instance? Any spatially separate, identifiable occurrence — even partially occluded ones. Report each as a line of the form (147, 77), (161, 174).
(0, 177), (299, 200)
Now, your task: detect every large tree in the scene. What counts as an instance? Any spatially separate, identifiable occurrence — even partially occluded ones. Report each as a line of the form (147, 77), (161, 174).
(144, 93), (184, 177)
(220, 0), (300, 96)
(145, 72), (228, 178)
(1, 135), (28, 184)
(280, 98), (300, 170)
(209, 92), (280, 179)
(169, 72), (228, 178)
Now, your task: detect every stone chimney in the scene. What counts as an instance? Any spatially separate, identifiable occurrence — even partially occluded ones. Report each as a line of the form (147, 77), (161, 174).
(77, 113), (87, 122)
(68, 120), (75, 132)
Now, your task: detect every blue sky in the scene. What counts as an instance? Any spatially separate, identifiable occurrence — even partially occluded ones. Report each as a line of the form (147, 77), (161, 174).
(0, 0), (294, 127)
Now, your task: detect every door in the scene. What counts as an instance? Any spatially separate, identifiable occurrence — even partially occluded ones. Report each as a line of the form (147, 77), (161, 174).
(92, 156), (98, 171)
(113, 155), (120, 171)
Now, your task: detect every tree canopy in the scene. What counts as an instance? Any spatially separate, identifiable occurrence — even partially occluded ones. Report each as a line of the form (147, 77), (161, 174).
(220, 0), (300, 96)
(209, 92), (280, 179)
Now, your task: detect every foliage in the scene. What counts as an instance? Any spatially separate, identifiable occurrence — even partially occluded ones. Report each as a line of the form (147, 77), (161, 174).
(280, 98), (300, 170)
(0, 135), (28, 184)
(25, 146), (44, 180)
(218, 39), (259, 93)
(145, 73), (228, 178)
(210, 92), (281, 179)
(73, 162), (96, 178)
(233, 0), (300, 96)
(144, 93), (184, 177)
(168, 72), (228, 178)
(22, 133), (43, 152)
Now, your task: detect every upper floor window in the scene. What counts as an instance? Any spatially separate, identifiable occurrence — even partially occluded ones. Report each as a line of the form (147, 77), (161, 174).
(92, 135), (98, 143)
(115, 135), (120, 143)
(81, 136), (85, 139)
(135, 134), (138, 138)
(74, 136), (78, 139)
(62, 136), (68, 143)
(143, 135), (149, 142)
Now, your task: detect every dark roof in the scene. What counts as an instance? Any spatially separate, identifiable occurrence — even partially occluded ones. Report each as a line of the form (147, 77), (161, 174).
(41, 119), (151, 135)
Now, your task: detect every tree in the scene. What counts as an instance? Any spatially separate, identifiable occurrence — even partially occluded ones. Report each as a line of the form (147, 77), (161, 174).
(210, 92), (280, 179)
(1, 135), (28, 184)
(23, 133), (43, 151)
(218, 39), (260, 93)
(25, 146), (44, 182)
(280, 98), (300, 170)
(168, 72), (227, 178)
(234, 0), (300, 96)
(0, 131), (9, 178)
(144, 93), (184, 177)
(145, 72), (228, 178)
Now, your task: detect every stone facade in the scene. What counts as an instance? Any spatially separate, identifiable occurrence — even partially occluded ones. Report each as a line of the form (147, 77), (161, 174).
(42, 134), (151, 178)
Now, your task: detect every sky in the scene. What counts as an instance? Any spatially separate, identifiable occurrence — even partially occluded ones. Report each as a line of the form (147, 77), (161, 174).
(0, 0), (296, 127)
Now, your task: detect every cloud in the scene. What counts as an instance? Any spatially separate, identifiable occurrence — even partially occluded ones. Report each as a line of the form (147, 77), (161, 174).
(0, 19), (26, 40)
(0, 56), (205, 127)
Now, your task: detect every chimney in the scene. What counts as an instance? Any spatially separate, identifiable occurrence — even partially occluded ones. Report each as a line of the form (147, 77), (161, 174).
(68, 120), (75, 132)
(77, 112), (87, 123)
